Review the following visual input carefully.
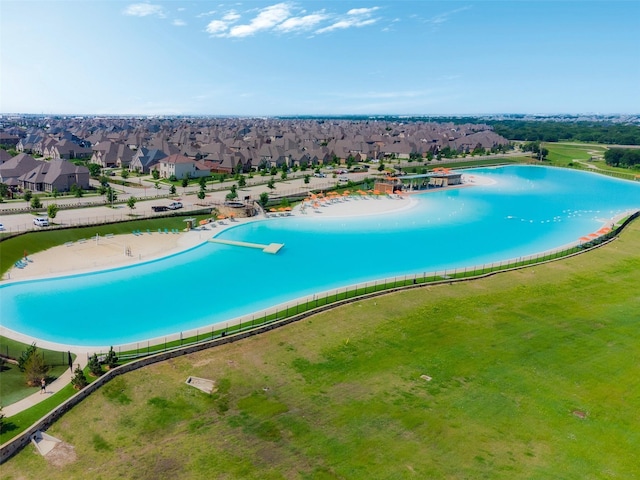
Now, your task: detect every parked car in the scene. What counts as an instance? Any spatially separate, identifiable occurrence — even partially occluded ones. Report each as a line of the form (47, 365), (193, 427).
(0, 222), (5, 231)
(167, 202), (183, 210)
(338, 176), (349, 183)
(33, 217), (49, 227)
(313, 172), (326, 178)
(152, 205), (169, 212)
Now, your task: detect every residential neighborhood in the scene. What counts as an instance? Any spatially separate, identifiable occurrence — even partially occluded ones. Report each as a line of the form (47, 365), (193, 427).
(0, 115), (509, 192)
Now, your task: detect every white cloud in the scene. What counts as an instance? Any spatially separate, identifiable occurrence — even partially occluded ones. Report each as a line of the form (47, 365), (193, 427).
(222, 11), (241, 22)
(316, 17), (377, 34)
(228, 2), (292, 38)
(123, 3), (166, 18)
(197, 10), (217, 18)
(205, 3), (382, 38)
(173, 19), (187, 27)
(315, 5), (380, 34)
(426, 6), (472, 26)
(206, 20), (229, 35)
(276, 12), (327, 33)
(347, 7), (380, 16)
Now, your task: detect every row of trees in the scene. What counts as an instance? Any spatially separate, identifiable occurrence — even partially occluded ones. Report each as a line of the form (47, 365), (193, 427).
(491, 120), (640, 145)
(604, 148), (640, 168)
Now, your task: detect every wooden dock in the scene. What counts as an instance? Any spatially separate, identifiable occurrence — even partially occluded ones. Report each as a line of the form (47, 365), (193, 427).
(208, 238), (284, 254)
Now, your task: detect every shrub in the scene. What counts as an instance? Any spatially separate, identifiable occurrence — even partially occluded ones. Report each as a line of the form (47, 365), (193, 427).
(105, 346), (118, 369)
(71, 366), (88, 389)
(88, 354), (102, 376)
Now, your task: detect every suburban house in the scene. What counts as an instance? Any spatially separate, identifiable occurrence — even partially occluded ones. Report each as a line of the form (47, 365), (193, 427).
(0, 153), (41, 190)
(90, 141), (135, 168)
(49, 139), (92, 160)
(18, 158), (90, 193)
(129, 147), (167, 173)
(153, 154), (209, 180)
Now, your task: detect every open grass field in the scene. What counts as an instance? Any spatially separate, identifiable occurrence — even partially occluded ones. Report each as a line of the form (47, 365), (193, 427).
(2, 221), (639, 479)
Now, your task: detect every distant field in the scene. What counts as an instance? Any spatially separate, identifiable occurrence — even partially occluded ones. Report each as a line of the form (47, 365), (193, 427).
(2, 219), (639, 479)
(545, 142), (606, 166)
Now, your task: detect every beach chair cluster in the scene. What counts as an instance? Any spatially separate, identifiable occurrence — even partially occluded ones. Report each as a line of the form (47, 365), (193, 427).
(155, 228), (180, 234)
(14, 258), (33, 269)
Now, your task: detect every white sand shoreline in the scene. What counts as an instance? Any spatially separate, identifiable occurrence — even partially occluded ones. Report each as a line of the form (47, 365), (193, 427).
(2, 194), (420, 283)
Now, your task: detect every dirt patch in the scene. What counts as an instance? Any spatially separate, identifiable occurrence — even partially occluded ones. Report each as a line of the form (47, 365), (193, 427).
(45, 441), (77, 467)
(572, 410), (587, 419)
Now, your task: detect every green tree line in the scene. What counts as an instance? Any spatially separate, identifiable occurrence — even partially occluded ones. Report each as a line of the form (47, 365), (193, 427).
(489, 121), (640, 145)
(604, 148), (640, 168)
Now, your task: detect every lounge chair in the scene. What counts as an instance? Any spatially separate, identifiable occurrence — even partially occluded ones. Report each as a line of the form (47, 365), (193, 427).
(164, 228), (169, 234)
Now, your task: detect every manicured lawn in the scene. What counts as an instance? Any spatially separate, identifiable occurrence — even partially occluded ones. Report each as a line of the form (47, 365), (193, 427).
(2, 220), (639, 478)
(0, 337), (75, 406)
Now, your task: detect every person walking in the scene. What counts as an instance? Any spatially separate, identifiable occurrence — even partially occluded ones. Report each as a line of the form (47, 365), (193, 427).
(40, 377), (46, 394)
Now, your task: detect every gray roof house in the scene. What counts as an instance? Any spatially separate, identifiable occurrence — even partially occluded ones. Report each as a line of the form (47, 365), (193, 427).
(18, 158), (90, 193)
(0, 153), (41, 188)
(129, 147), (167, 173)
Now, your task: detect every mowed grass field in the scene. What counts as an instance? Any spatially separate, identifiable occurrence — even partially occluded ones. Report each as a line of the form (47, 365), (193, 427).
(3, 223), (640, 479)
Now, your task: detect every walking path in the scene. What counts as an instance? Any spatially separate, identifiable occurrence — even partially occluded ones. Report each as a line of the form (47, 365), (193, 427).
(2, 355), (88, 417)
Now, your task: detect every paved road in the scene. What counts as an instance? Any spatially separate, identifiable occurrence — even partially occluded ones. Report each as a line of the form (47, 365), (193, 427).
(0, 171), (372, 234)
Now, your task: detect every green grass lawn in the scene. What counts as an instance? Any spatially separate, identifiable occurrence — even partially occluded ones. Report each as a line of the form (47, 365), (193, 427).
(0, 337), (75, 406)
(1, 220), (639, 479)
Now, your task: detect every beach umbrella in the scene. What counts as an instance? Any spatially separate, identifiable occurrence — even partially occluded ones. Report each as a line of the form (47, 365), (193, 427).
(218, 215), (227, 220)
(284, 206), (292, 211)
(199, 220), (208, 225)
(270, 208), (277, 212)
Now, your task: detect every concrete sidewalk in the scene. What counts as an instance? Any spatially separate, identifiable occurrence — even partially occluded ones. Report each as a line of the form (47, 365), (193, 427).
(3, 356), (88, 417)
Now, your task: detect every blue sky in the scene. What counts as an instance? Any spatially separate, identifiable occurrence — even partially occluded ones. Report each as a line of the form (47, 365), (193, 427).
(1, 1), (638, 116)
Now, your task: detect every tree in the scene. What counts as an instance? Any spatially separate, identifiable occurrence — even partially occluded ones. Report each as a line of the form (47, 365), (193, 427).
(47, 203), (59, 220)
(199, 176), (207, 189)
(238, 175), (246, 188)
(270, 166), (278, 176)
(23, 190), (33, 202)
(87, 163), (101, 177)
(106, 187), (117, 205)
(30, 195), (42, 209)
(303, 174), (310, 184)
(267, 178), (276, 190)
(197, 188), (206, 200)
(170, 184), (176, 195)
(280, 171), (288, 180)
(377, 163), (385, 172)
(0, 182), (9, 200)
(52, 187), (59, 199)
(127, 196), (137, 211)
(23, 348), (49, 387)
(18, 343), (38, 372)
(88, 354), (102, 376)
(181, 177), (189, 189)
(104, 346), (118, 369)
(70, 184), (83, 197)
(259, 192), (270, 208)
(152, 169), (160, 180)
(226, 184), (238, 200)
(71, 366), (88, 389)
(121, 167), (129, 180)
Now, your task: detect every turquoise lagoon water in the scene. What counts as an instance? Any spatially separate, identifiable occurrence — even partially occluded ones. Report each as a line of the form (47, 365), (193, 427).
(2, 165), (639, 346)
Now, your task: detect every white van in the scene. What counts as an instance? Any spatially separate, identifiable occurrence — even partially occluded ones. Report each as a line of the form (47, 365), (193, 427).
(33, 217), (49, 227)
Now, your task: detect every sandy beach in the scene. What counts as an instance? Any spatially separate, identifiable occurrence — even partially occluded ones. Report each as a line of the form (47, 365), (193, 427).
(4, 194), (419, 282)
